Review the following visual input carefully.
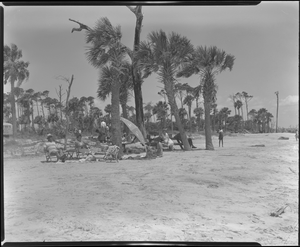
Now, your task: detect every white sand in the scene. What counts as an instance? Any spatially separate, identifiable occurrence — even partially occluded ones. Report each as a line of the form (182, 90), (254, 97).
(3, 133), (298, 245)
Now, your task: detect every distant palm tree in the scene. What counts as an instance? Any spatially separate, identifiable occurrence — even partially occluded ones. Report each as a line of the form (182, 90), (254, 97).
(137, 30), (194, 150)
(193, 106), (204, 131)
(183, 94), (194, 131)
(153, 101), (169, 129)
(235, 100), (243, 116)
(177, 46), (235, 150)
(242, 91), (253, 121)
(219, 107), (231, 131)
(144, 102), (154, 122)
(4, 43), (30, 138)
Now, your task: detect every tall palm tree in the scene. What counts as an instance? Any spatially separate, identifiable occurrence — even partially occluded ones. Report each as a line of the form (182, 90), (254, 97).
(235, 100), (243, 116)
(13, 87), (25, 120)
(177, 46), (235, 150)
(137, 30), (194, 150)
(3, 43), (30, 138)
(242, 91), (253, 121)
(235, 92), (244, 120)
(86, 17), (128, 155)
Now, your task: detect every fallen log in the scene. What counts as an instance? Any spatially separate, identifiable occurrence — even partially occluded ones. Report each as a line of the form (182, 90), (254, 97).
(270, 204), (290, 217)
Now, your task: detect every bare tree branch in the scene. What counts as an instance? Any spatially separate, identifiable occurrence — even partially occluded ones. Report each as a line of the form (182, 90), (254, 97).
(69, 18), (91, 33)
(126, 6), (137, 14)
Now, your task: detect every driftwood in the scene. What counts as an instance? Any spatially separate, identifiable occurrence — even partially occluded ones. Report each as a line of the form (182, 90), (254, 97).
(250, 144), (265, 147)
(278, 136), (289, 140)
(270, 204), (290, 217)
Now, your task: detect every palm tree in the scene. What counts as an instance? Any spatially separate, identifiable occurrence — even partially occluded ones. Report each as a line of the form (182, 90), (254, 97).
(257, 108), (268, 133)
(211, 102), (218, 132)
(183, 94), (194, 131)
(193, 106), (204, 132)
(219, 107), (231, 131)
(137, 30), (194, 150)
(177, 46), (235, 150)
(242, 91), (253, 121)
(3, 43), (30, 139)
(235, 92), (244, 120)
(179, 107), (188, 123)
(229, 94), (237, 116)
(235, 100), (243, 116)
(248, 109), (258, 132)
(266, 111), (274, 133)
(85, 17), (129, 155)
(144, 102), (154, 123)
(174, 82), (185, 108)
(153, 101), (169, 129)
(13, 87), (25, 123)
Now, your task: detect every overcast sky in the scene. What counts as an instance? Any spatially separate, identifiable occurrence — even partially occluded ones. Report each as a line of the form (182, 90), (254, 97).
(3, 2), (299, 128)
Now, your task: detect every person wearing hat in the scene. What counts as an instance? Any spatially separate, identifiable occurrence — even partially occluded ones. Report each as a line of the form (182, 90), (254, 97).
(44, 134), (66, 162)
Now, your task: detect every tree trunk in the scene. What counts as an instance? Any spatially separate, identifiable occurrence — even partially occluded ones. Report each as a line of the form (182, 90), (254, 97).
(36, 101), (40, 117)
(121, 103), (129, 135)
(204, 100), (214, 150)
(111, 80), (123, 157)
(31, 101), (35, 131)
(64, 75), (74, 150)
(188, 105), (192, 132)
(10, 80), (17, 139)
(164, 81), (191, 151)
(130, 6), (147, 140)
(245, 102), (248, 121)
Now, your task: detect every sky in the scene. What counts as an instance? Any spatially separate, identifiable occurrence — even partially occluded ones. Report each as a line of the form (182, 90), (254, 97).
(2, 2), (299, 128)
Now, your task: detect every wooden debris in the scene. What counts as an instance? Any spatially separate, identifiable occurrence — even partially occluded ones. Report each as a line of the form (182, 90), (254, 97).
(270, 204), (290, 217)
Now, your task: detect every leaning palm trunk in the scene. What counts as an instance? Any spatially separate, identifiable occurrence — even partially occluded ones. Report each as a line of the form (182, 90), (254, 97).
(165, 81), (191, 151)
(110, 81), (123, 157)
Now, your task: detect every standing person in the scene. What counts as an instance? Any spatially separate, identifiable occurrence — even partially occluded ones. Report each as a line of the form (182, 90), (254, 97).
(218, 129), (224, 147)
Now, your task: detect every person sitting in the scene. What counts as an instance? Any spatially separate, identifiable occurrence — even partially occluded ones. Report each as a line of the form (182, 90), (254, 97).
(44, 134), (66, 162)
(162, 129), (174, 150)
(96, 127), (107, 143)
(173, 132), (196, 149)
(75, 132), (89, 149)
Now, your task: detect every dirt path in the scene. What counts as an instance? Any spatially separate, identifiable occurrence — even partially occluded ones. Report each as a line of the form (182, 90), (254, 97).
(3, 133), (298, 245)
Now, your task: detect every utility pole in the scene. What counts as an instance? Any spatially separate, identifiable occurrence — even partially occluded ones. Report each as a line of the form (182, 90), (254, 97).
(275, 91), (279, 133)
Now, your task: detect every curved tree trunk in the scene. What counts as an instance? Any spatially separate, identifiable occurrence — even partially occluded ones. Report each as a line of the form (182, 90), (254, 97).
(111, 80), (123, 157)
(165, 81), (191, 151)
(10, 80), (17, 139)
(204, 100), (214, 150)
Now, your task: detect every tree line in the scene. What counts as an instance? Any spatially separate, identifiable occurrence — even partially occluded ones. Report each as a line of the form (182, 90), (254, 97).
(4, 6), (281, 155)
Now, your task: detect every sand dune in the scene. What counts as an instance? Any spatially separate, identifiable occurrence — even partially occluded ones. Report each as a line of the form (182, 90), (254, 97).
(3, 133), (298, 245)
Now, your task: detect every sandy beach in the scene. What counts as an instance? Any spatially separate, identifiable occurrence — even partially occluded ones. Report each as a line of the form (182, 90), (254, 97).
(3, 133), (298, 245)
